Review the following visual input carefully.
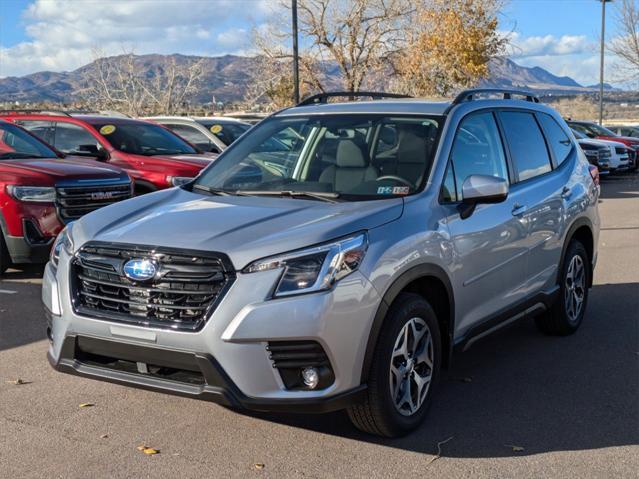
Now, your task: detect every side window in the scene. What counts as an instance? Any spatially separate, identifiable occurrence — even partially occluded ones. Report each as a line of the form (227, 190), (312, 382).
(537, 113), (573, 166)
(53, 122), (99, 154)
(14, 120), (55, 145)
(166, 124), (211, 147)
(446, 111), (509, 201)
(499, 112), (552, 181)
(441, 162), (457, 202)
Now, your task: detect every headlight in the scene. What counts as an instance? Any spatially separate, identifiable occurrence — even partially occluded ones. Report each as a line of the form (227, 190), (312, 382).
(7, 186), (55, 202)
(167, 176), (194, 186)
(244, 233), (368, 297)
(50, 223), (74, 268)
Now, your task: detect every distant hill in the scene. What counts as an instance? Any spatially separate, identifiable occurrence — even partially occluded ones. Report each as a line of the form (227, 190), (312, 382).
(0, 54), (613, 104)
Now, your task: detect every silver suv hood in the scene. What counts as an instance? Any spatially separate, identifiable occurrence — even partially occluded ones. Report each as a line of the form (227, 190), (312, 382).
(73, 187), (403, 269)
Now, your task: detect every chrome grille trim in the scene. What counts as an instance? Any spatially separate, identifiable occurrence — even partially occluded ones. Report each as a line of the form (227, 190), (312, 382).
(55, 182), (132, 222)
(71, 242), (235, 331)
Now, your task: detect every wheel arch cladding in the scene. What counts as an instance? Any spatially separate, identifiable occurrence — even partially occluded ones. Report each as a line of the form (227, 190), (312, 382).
(361, 264), (454, 383)
(561, 218), (595, 288)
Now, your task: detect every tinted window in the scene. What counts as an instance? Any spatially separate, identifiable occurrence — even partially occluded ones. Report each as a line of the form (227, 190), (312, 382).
(14, 120), (55, 145)
(500, 111), (552, 181)
(54, 122), (100, 154)
(0, 122), (58, 159)
(537, 113), (572, 166)
(447, 111), (509, 201)
(198, 121), (251, 145)
(94, 122), (198, 156)
(166, 124), (211, 145)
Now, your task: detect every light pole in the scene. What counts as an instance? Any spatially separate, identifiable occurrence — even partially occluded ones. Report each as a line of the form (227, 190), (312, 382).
(598, 0), (612, 125)
(292, 0), (300, 104)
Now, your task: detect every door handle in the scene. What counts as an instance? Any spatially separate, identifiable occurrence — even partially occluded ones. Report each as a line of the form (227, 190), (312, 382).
(512, 203), (528, 216)
(561, 186), (572, 199)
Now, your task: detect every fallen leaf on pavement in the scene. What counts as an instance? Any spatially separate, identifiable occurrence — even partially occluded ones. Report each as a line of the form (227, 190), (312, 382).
(254, 463), (265, 470)
(100, 434), (109, 439)
(137, 445), (160, 455)
(78, 403), (95, 408)
(6, 378), (30, 385)
(505, 444), (525, 452)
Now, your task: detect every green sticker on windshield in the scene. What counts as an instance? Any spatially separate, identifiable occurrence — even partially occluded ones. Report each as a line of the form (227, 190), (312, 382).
(99, 125), (116, 135)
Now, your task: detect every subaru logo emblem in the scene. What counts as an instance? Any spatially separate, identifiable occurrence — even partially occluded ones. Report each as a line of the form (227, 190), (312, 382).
(123, 259), (157, 282)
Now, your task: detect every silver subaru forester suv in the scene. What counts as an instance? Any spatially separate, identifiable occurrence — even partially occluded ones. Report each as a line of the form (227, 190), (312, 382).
(43, 89), (600, 437)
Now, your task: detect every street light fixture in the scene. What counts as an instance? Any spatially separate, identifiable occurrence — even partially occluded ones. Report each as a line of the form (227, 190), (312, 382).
(598, 0), (613, 126)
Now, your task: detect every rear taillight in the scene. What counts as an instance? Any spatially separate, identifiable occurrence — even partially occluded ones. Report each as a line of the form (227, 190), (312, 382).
(588, 164), (600, 187)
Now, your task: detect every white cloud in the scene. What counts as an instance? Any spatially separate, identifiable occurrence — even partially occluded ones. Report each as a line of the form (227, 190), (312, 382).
(506, 32), (592, 58)
(0, 0), (274, 77)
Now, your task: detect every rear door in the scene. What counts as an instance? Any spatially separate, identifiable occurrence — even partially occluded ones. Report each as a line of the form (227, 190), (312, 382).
(441, 110), (531, 335)
(497, 111), (567, 293)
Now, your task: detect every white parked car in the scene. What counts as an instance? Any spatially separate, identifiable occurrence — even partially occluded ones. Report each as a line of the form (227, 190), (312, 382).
(571, 129), (631, 173)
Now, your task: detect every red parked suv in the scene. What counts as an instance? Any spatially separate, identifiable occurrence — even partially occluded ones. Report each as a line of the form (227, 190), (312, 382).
(0, 120), (132, 273)
(0, 111), (216, 194)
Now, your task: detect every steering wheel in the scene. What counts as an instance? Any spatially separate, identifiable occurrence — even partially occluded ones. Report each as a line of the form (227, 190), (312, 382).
(376, 175), (414, 188)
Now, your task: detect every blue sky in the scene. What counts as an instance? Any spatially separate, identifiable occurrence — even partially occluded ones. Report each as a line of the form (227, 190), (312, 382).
(0, 0), (624, 85)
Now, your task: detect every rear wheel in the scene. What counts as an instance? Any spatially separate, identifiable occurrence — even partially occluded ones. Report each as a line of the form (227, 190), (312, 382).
(0, 233), (11, 275)
(536, 240), (590, 335)
(348, 293), (441, 437)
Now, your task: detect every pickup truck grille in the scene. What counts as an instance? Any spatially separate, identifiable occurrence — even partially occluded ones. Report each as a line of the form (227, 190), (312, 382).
(615, 147), (628, 156)
(56, 182), (132, 222)
(71, 243), (235, 331)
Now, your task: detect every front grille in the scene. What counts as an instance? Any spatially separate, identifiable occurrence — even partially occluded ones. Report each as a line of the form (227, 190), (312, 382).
(56, 182), (132, 222)
(615, 147), (628, 156)
(598, 149), (611, 159)
(71, 242), (235, 331)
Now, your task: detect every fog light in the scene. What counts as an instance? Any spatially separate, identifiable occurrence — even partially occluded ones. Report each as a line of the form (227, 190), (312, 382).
(301, 367), (320, 389)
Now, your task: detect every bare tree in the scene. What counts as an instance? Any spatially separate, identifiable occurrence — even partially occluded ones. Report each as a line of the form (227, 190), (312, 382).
(609, 0), (639, 83)
(252, 0), (419, 98)
(79, 49), (206, 115)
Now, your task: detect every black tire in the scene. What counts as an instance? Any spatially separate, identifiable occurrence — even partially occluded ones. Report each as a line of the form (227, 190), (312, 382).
(348, 293), (441, 437)
(536, 240), (590, 335)
(0, 233), (11, 275)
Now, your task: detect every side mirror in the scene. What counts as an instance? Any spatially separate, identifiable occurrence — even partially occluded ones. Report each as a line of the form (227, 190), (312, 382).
(458, 174), (508, 219)
(77, 144), (109, 161)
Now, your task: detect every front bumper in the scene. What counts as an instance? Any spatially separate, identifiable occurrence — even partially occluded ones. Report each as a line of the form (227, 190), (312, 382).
(47, 334), (366, 413)
(43, 251), (381, 411)
(5, 234), (52, 263)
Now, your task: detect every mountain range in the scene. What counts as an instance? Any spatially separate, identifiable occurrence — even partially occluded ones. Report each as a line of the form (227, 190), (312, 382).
(0, 54), (613, 105)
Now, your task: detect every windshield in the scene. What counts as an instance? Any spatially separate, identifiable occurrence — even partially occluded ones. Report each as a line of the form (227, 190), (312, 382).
(0, 122), (58, 160)
(571, 128), (587, 139)
(570, 122), (617, 138)
(192, 114), (441, 201)
(198, 120), (251, 145)
(94, 122), (198, 156)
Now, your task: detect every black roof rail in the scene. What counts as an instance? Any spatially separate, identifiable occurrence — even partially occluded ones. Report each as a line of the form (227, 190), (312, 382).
(450, 88), (540, 106)
(0, 109), (72, 117)
(297, 91), (412, 107)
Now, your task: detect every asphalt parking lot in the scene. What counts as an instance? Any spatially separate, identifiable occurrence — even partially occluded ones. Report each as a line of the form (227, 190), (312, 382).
(1, 174), (637, 479)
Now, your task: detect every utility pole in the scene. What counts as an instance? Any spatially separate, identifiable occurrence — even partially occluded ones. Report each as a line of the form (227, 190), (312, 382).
(599, 0), (612, 125)
(292, 0), (300, 104)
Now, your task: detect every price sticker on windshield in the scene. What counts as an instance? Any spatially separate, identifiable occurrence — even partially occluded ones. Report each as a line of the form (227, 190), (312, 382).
(209, 124), (223, 134)
(99, 125), (116, 135)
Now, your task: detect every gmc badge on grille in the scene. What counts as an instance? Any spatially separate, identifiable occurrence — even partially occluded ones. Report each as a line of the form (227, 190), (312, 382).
(91, 191), (114, 200)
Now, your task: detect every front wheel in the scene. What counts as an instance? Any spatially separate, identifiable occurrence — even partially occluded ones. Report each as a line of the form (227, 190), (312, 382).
(536, 240), (590, 335)
(348, 293), (441, 437)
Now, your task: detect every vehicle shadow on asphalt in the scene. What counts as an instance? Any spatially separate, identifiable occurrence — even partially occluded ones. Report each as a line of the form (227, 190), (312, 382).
(244, 282), (639, 458)
(599, 174), (638, 200)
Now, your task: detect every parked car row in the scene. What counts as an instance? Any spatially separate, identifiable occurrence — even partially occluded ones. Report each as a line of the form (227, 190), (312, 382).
(0, 110), (252, 273)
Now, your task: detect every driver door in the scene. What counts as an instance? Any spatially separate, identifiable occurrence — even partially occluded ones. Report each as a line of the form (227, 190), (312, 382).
(441, 111), (531, 336)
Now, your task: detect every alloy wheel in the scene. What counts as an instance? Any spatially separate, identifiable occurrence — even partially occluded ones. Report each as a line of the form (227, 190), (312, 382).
(564, 254), (586, 323)
(389, 317), (434, 416)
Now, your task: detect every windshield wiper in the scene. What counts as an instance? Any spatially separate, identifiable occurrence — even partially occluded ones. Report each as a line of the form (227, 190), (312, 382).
(239, 190), (341, 203)
(192, 184), (234, 196)
(0, 152), (50, 160)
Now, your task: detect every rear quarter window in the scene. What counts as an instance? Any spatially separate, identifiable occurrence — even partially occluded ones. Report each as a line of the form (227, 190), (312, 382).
(499, 111), (552, 182)
(537, 113), (573, 166)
